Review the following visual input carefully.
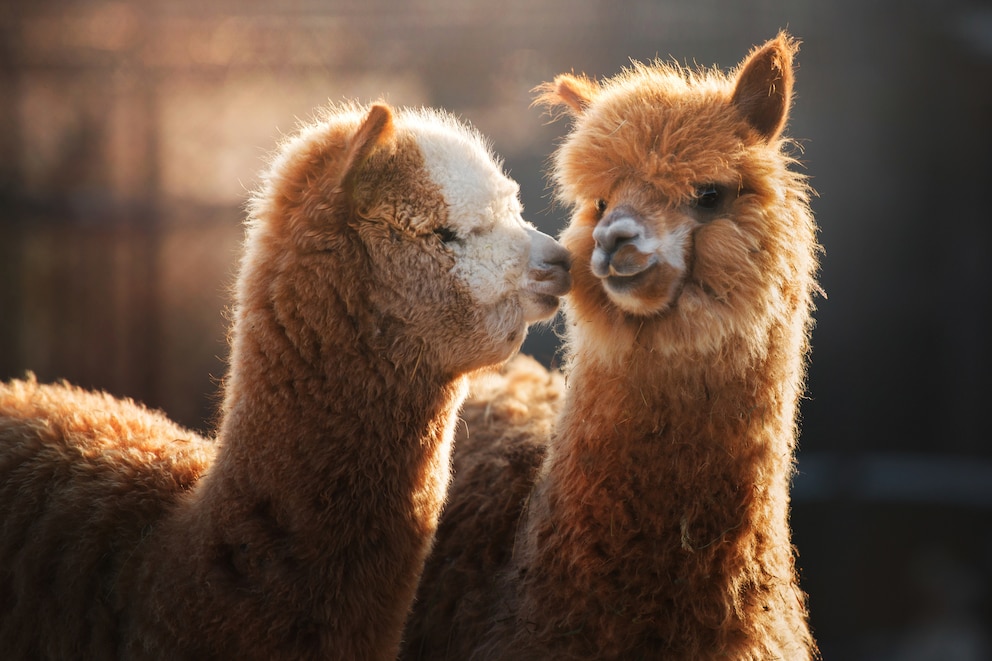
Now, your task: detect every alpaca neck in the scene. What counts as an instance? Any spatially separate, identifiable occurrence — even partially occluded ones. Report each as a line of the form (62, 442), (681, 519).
(513, 333), (806, 656)
(135, 292), (465, 658)
(212, 328), (462, 547)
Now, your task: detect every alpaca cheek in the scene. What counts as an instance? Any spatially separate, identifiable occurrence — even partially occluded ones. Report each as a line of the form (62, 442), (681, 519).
(692, 220), (757, 302)
(450, 233), (527, 306)
(479, 301), (527, 358)
(560, 219), (594, 260)
(437, 299), (524, 373)
(560, 226), (600, 293)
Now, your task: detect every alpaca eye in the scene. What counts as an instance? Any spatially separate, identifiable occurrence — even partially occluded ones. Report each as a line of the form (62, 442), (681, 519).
(433, 227), (458, 243)
(594, 199), (608, 216)
(693, 184), (721, 210)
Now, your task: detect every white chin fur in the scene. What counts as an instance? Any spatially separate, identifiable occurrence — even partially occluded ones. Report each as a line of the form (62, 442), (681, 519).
(605, 288), (662, 316)
(521, 293), (561, 324)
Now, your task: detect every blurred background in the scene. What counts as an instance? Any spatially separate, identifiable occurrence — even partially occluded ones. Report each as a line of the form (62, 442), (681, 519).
(1, 0), (990, 657)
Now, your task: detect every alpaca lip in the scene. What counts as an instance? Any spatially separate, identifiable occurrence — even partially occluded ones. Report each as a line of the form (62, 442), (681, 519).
(533, 293), (562, 309)
(526, 265), (572, 297)
(602, 262), (684, 315)
(604, 270), (649, 292)
(522, 292), (563, 323)
(592, 246), (658, 279)
(525, 226), (572, 297)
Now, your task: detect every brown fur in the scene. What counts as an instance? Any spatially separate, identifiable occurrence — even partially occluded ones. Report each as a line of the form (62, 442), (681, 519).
(0, 103), (568, 660)
(403, 33), (819, 659)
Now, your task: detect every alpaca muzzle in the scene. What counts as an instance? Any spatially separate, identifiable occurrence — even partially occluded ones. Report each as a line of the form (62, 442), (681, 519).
(525, 227), (572, 298)
(520, 227), (571, 323)
(591, 210), (659, 279)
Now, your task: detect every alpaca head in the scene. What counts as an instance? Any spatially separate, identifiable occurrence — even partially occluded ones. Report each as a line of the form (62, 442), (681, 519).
(537, 33), (816, 364)
(243, 103), (571, 376)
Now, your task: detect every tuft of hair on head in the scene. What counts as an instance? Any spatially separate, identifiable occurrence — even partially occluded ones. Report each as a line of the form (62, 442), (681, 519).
(532, 73), (601, 118)
(730, 31), (800, 142)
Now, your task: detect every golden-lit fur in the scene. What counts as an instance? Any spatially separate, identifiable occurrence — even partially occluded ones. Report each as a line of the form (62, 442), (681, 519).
(0, 103), (570, 660)
(403, 33), (819, 659)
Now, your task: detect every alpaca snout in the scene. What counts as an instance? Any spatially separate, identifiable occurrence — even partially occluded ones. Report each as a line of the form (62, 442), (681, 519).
(525, 227), (572, 297)
(591, 210), (659, 279)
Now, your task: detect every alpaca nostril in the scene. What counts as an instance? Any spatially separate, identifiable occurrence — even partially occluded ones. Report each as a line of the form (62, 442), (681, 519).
(590, 212), (660, 280)
(593, 216), (643, 255)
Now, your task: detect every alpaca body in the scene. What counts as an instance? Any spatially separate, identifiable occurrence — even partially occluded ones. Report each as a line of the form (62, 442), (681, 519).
(403, 34), (817, 659)
(120, 348), (467, 659)
(0, 103), (570, 659)
(0, 379), (214, 658)
(506, 348), (810, 659)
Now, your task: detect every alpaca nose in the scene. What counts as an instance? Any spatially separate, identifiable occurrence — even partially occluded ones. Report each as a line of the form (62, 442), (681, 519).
(591, 209), (658, 278)
(592, 209), (644, 255)
(526, 227), (572, 296)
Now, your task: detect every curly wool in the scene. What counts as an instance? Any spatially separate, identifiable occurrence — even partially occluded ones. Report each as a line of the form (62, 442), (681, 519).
(1, 102), (563, 660)
(403, 33), (819, 660)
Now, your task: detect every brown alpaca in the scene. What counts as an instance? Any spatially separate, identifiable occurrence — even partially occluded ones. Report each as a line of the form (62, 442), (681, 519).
(0, 102), (571, 660)
(402, 33), (819, 659)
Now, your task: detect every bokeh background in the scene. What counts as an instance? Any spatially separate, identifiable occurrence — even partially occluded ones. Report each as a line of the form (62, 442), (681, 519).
(2, 1), (990, 657)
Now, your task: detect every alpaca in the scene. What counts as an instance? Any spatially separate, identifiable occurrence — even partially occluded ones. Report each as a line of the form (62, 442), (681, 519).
(0, 102), (572, 660)
(402, 33), (819, 660)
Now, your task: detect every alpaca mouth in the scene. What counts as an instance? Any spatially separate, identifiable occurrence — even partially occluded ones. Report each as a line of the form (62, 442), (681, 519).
(599, 260), (684, 315)
(598, 249), (663, 291)
(525, 226), (572, 298)
(591, 245), (657, 280)
(531, 292), (563, 311)
(522, 257), (572, 322)
(604, 269), (651, 292)
(527, 265), (572, 297)
(522, 291), (563, 322)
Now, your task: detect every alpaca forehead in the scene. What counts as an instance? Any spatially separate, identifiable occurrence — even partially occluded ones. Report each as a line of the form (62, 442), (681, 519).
(408, 119), (521, 226)
(576, 72), (740, 160)
(418, 132), (530, 297)
(396, 111), (530, 303)
(559, 97), (743, 204)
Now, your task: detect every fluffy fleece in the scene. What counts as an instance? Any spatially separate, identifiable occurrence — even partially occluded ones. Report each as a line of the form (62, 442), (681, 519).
(402, 33), (819, 660)
(0, 102), (570, 660)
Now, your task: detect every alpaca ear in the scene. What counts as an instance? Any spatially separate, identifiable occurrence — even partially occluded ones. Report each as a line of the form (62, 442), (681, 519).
(533, 73), (600, 117)
(730, 32), (798, 141)
(340, 103), (394, 187)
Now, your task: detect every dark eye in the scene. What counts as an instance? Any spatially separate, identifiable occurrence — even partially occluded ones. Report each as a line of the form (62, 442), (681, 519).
(433, 226), (458, 243)
(693, 184), (721, 210)
(594, 199), (608, 216)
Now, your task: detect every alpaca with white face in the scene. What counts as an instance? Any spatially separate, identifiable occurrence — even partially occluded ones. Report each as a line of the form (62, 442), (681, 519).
(0, 102), (570, 660)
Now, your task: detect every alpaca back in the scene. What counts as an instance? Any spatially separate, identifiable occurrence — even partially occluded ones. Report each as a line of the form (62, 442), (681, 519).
(0, 376), (212, 658)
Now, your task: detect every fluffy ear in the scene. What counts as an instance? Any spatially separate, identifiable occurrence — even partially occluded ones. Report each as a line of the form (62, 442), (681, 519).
(533, 73), (600, 117)
(730, 32), (798, 141)
(340, 103), (394, 188)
